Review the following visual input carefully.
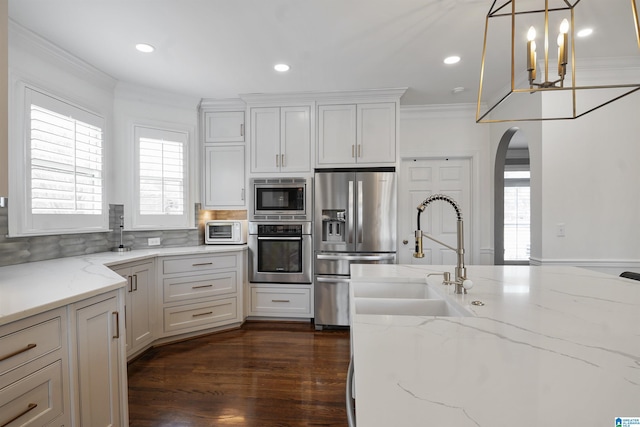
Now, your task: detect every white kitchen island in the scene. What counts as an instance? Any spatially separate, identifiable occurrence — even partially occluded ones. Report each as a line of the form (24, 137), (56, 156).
(349, 264), (640, 427)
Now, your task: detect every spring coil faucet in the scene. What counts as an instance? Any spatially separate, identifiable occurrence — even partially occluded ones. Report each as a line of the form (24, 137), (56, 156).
(414, 194), (472, 294)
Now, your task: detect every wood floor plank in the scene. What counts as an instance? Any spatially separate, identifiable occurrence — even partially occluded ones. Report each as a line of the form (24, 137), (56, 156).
(127, 321), (351, 427)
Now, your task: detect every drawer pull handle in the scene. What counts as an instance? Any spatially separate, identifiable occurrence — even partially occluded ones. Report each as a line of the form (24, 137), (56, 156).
(1, 403), (38, 427)
(0, 343), (37, 362)
(192, 262), (214, 266)
(192, 284), (214, 289)
(192, 311), (213, 318)
(272, 299), (290, 303)
(112, 312), (120, 339)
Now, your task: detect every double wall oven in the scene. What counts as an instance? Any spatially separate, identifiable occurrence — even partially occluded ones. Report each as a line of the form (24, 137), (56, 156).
(248, 177), (312, 285)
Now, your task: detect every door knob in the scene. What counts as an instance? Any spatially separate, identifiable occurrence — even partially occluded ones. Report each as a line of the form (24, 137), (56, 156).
(402, 240), (408, 245)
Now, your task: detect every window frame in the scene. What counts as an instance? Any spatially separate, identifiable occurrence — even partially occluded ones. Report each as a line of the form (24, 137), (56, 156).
(9, 84), (109, 237)
(131, 123), (194, 230)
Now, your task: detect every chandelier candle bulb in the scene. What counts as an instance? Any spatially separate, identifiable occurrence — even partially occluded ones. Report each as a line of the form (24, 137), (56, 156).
(527, 27), (537, 83)
(558, 19), (569, 78)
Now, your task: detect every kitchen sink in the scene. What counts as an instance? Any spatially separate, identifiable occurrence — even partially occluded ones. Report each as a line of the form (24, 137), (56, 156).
(351, 281), (444, 299)
(354, 297), (473, 317)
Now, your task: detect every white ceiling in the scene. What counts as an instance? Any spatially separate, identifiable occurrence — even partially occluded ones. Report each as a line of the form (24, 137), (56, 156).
(7, 0), (639, 105)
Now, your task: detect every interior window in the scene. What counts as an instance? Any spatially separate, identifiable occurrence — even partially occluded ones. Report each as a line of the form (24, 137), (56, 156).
(132, 125), (191, 229)
(9, 86), (107, 236)
(504, 170), (530, 262)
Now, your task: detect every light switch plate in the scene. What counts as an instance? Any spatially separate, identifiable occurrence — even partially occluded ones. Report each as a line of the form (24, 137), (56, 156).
(556, 223), (566, 237)
(148, 237), (161, 246)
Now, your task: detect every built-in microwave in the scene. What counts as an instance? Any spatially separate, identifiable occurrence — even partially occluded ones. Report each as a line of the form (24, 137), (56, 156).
(204, 220), (247, 245)
(250, 177), (311, 221)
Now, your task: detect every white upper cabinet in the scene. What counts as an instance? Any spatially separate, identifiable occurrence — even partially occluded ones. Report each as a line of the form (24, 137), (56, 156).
(317, 104), (356, 165)
(200, 99), (247, 209)
(250, 106), (311, 173)
(204, 145), (246, 207)
(204, 111), (245, 143)
(317, 102), (396, 166)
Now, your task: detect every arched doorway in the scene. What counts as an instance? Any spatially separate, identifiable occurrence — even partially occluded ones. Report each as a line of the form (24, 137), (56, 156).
(495, 128), (530, 265)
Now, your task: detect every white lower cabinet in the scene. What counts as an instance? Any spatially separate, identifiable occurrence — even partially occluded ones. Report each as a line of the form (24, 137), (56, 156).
(71, 290), (128, 427)
(110, 260), (155, 359)
(159, 252), (244, 337)
(248, 285), (313, 318)
(0, 307), (71, 427)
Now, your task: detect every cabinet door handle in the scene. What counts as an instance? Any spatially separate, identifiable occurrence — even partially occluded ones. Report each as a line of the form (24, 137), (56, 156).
(240, 123), (244, 137)
(281, 154), (285, 167)
(192, 311), (213, 318)
(271, 299), (290, 303)
(192, 262), (213, 266)
(241, 188), (245, 201)
(1, 403), (38, 427)
(192, 284), (213, 289)
(133, 274), (138, 292)
(0, 343), (37, 362)
(351, 145), (355, 158)
(358, 144), (361, 158)
(127, 275), (133, 293)
(112, 311), (120, 339)
(276, 154), (280, 167)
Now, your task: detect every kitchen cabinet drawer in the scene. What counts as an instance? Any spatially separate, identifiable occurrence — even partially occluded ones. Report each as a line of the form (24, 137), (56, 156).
(0, 312), (63, 384)
(250, 287), (312, 316)
(162, 254), (237, 275)
(163, 271), (237, 303)
(0, 360), (65, 426)
(163, 298), (237, 333)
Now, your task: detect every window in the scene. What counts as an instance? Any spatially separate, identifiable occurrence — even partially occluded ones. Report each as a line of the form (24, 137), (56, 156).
(9, 87), (107, 236)
(133, 125), (191, 229)
(504, 170), (530, 261)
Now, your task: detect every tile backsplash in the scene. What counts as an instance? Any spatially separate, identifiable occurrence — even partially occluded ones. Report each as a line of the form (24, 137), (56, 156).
(0, 202), (217, 267)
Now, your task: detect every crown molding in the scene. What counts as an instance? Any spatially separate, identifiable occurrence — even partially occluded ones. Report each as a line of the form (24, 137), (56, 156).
(240, 87), (408, 105)
(400, 103), (477, 119)
(199, 98), (246, 111)
(9, 19), (116, 92)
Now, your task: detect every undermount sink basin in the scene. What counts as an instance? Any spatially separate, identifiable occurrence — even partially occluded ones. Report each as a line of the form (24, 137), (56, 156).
(351, 281), (443, 299)
(354, 297), (473, 317)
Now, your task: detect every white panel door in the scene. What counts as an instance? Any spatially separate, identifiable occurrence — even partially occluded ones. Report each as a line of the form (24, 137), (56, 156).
(398, 158), (472, 265)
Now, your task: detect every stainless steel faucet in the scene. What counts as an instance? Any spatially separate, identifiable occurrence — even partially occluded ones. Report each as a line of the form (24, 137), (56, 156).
(414, 194), (472, 294)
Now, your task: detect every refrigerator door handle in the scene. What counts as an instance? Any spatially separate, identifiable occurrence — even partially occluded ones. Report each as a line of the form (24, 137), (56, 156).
(357, 180), (363, 244)
(348, 180), (354, 244)
(316, 254), (396, 261)
(316, 276), (351, 283)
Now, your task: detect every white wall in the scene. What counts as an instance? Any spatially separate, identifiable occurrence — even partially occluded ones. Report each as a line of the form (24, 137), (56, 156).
(538, 92), (640, 272)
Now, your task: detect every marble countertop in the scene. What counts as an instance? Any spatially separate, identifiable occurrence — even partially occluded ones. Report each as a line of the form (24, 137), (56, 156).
(349, 264), (640, 427)
(0, 245), (247, 326)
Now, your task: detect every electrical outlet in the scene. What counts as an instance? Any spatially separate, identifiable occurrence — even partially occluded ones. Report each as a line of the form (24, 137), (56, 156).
(556, 223), (566, 237)
(148, 237), (161, 246)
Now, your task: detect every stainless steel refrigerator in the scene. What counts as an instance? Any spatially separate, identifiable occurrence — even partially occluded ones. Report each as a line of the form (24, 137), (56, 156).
(314, 168), (397, 328)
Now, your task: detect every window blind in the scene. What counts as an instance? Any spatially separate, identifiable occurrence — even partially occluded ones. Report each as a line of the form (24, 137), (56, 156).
(30, 104), (103, 215)
(138, 137), (184, 216)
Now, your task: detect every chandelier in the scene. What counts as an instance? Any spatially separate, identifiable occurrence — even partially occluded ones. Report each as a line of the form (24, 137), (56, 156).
(476, 0), (640, 123)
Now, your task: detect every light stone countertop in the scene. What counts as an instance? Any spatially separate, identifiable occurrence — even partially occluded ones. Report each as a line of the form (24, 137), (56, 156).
(349, 264), (640, 427)
(0, 245), (247, 326)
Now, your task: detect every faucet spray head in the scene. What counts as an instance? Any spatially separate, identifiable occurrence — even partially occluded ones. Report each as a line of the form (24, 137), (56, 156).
(413, 229), (424, 258)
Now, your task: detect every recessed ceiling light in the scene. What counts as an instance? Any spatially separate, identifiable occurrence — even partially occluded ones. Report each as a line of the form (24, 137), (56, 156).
(135, 43), (155, 53)
(577, 28), (593, 38)
(274, 63), (290, 72)
(444, 56), (461, 65)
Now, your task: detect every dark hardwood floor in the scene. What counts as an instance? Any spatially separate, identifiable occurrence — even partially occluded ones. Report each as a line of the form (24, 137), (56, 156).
(127, 321), (351, 427)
